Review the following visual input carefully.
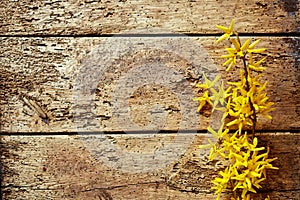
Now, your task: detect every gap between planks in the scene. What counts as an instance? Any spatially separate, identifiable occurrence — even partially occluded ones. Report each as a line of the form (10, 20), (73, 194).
(0, 32), (299, 38)
(0, 129), (300, 136)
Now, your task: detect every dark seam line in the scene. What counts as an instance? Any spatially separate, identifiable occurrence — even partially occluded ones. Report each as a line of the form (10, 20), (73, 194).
(0, 129), (299, 136)
(0, 32), (299, 38)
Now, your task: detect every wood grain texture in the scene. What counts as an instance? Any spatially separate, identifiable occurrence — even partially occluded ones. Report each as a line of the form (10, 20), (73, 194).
(1, 132), (299, 200)
(0, 37), (299, 132)
(0, 0), (299, 35)
(1, 1), (299, 199)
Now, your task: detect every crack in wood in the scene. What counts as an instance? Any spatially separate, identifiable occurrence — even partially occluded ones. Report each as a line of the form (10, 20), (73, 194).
(0, 32), (300, 38)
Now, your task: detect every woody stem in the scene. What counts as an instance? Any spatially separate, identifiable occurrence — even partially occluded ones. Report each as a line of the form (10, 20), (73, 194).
(242, 56), (257, 138)
(230, 180), (237, 198)
(236, 34), (257, 138)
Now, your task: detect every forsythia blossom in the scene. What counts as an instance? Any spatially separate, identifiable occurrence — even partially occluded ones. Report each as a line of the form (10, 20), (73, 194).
(194, 20), (278, 200)
(216, 19), (235, 43)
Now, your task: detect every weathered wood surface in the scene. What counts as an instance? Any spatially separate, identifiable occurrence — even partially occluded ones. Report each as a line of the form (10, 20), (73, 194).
(1, 0), (299, 199)
(1, 132), (299, 200)
(0, 37), (299, 132)
(0, 0), (299, 35)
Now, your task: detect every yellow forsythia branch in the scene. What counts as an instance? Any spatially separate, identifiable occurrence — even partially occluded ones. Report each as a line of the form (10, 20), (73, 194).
(194, 20), (278, 200)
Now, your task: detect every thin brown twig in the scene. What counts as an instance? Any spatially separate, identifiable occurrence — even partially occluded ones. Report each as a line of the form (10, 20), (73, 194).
(236, 34), (257, 139)
(241, 57), (257, 139)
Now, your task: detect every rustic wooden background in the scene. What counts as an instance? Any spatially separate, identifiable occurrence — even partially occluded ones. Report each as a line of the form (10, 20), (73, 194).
(0, 0), (299, 199)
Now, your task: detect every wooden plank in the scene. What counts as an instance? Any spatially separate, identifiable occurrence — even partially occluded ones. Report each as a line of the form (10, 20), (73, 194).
(0, 37), (299, 132)
(1, 132), (299, 199)
(0, 0), (299, 35)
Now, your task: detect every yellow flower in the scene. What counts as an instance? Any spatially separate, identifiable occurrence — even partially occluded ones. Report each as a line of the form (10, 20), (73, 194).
(252, 93), (274, 120)
(231, 38), (251, 57)
(211, 166), (233, 198)
(195, 73), (221, 89)
(208, 140), (222, 160)
(193, 91), (212, 112)
(245, 75), (275, 120)
(221, 39), (250, 71)
(210, 82), (232, 111)
(216, 19), (235, 43)
(218, 97), (232, 121)
(221, 48), (237, 71)
(247, 39), (266, 53)
(226, 95), (253, 132)
(249, 57), (266, 72)
(248, 137), (265, 152)
(207, 125), (229, 139)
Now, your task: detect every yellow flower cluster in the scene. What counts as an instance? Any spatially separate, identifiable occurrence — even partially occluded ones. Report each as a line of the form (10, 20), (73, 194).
(208, 129), (278, 200)
(195, 20), (278, 200)
(226, 69), (274, 132)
